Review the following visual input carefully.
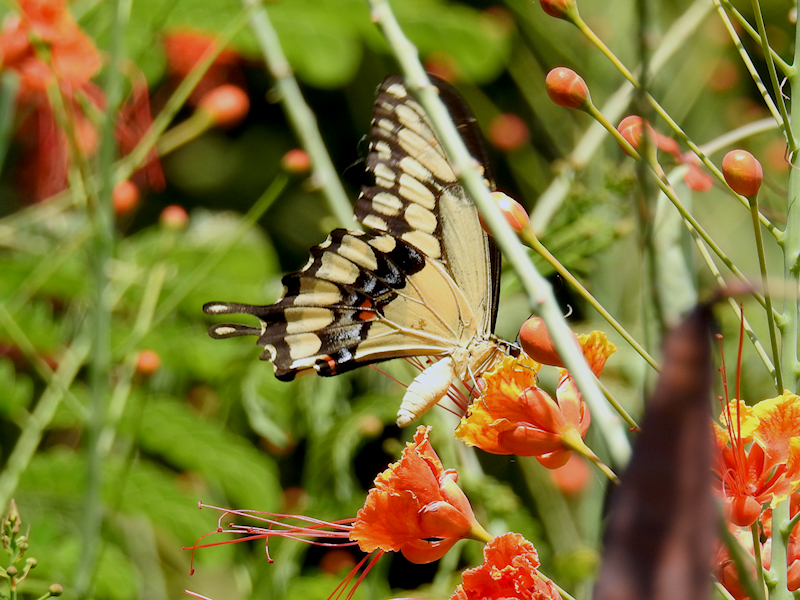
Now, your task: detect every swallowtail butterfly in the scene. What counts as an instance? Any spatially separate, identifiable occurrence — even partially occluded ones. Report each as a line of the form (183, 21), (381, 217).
(203, 75), (512, 427)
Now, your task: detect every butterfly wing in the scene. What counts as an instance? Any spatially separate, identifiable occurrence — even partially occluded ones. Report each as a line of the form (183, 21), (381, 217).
(356, 76), (501, 334)
(204, 75), (500, 383)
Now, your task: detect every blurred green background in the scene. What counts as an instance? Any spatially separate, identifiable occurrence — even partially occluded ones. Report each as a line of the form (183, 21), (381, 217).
(0, 0), (793, 598)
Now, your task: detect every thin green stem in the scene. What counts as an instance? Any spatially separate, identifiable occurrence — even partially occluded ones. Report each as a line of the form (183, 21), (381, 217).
(156, 109), (215, 156)
(748, 193), (783, 392)
(0, 336), (91, 514)
(719, 0), (793, 76)
(114, 9), (251, 186)
(750, 0), (794, 150)
(368, 0), (632, 466)
(75, 0), (127, 594)
(770, 499), (792, 599)
(529, 0), (714, 234)
(586, 101), (775, 316)
(595, 378), (639, 431)
(712, 0), (789, 145)
(141, 173), (289, 347)
(750, 522), (766, 598)
(573, 10), (780, 240)
(691, 229), (777, 381)
(523, 229), (660, 373)
(243, 0), (355, 230)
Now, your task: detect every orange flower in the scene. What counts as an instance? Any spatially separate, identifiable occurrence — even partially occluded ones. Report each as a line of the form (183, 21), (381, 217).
(716, 394), (800, 526)
(0, 0), (100, 102)
(451, 532), (560, 600)
(350, 426), (490, 563)
(519, 317), (616, 377)
(455, 356), (590, 468)
(162, 30), (244, 105)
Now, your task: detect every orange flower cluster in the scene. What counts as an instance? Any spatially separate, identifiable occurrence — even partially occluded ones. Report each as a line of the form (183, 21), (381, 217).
(350, 426), (490, 563)
(714, 393), (800, 597)
(451, 533), (561, 600)
(456, 321), (615, 468)
(0, 0), (163, 200)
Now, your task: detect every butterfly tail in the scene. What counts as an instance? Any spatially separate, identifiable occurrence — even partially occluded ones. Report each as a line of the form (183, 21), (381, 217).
(203, 301), (272, 339)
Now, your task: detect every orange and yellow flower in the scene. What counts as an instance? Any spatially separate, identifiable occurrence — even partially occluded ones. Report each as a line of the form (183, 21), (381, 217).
(350, 426), (490, 563)
(716, 393), (800, 526)
(456, 357), (589, 467)
(451, 532), (561, 600)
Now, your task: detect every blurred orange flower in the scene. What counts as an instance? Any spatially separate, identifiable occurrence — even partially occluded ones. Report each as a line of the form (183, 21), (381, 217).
(451, 532), (560, 600)
(0, 0), (100, 102)
(162, 30), (245, 105)
(350, 425), (490, 564)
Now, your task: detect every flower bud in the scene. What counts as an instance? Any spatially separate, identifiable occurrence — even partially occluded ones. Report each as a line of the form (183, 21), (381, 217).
(49, 584), (64, 597)
(489, 113), (529, 151)
(159, 205), (189, 230)
(479, 191), (530, 235)
(198, 84), (250, 128)
(519, 316), (579, 368)
(113, 180), (140, 215)
(539, 0), (576, 19)
(722, 149), (762, 197)
(545, 68), (590, 109)
(281, 148), (311, 174)
(136, 350), (161, 376)
(617, 115), (654, 156)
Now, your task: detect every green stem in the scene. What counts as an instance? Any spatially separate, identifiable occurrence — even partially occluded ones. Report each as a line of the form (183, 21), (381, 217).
(0, 337), (91, 514)
(574, 11), (780, 240)
(692, 230), (777, 381)
(751, 0), (796, 150)
(712, 0), (788, 144)
(114, 10), (251, 186)
(368, 0), (632, 466)
(523, 229), (660, 373)
(586, 101), (776, 317)
(243, 0), (356, 230)
(719, 0), (792, 76)
(142, 173), (289, 346)
(748, 193), (783, 392)
(75, 0), (127, 595)
(529, 0), (714, 233)
(770, 499), (792, 599)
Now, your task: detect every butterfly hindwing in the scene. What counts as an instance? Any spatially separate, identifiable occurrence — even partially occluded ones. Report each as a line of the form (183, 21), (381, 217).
(204, 228), (481, 380)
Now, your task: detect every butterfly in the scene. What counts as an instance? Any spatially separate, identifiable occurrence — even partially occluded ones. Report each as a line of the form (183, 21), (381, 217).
(203, 75), (513, 427)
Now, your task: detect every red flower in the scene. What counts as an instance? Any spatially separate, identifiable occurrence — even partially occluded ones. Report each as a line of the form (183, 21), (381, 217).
(451, 533), (561, 600)
(350, 426), (490, 563)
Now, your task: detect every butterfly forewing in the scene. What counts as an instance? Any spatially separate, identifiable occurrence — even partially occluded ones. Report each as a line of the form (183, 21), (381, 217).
(355, 77), (500, 333)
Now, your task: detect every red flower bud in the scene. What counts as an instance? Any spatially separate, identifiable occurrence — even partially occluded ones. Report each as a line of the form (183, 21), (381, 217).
(160, 204), (189, 230)
(136, 349), (161, 376)
(519, 316), (579, 368)
(545, 67), (590, 109)
(479, 191), (530, 235)
(113, 180), (140, 215)
(722, 149), (763, 197)
(198, 84), (250, 128)
(617, 115), (657, 156)
(539, 0), (576, 19)
(488, 113), (529, 151)
(281, 148), (311, 174)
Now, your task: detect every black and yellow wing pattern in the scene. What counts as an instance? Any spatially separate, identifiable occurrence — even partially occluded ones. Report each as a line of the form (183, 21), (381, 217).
(203, 76), (507, 426)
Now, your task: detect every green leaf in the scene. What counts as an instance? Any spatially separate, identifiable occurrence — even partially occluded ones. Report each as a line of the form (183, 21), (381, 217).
(135, 397), (281, 511)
